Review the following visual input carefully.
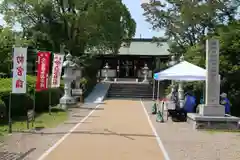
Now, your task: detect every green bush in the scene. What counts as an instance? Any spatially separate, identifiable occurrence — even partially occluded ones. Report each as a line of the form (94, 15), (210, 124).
(1, 93), (33, 117)
(35, 88), (63, 112)
(0, 99), (6, 122)
(0, 76), (63, 117)
(79, 76), (97, 98)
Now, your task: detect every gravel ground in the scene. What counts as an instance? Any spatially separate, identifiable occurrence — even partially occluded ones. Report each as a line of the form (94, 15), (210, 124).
(0, 103), (98, 160)
(143, 100), (240, 160)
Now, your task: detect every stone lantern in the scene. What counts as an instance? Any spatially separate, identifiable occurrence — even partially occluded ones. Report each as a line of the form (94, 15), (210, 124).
(103, 62), (110, 81)
(60, 53), (77, 110)
(73, 57), (82, 89)
(178, 55), (185, 108)
(168, 55), (177, 66)
(72, 57), (84, 102)
(142, 63), (149, 82)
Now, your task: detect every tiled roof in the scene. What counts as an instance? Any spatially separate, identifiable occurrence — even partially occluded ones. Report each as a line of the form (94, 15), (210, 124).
(118, 40), (169, 56)
(86, 38), (170, 56)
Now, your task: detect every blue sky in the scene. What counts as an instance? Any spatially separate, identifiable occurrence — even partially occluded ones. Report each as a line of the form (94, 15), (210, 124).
(0, 0), (165, 38)
(122, 0), (164, 38)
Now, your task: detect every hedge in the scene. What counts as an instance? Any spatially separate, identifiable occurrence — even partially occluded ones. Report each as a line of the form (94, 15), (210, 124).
(0, 76), (63, 118)
(0, 99), (6, 122)
(0, 74), (97, 120)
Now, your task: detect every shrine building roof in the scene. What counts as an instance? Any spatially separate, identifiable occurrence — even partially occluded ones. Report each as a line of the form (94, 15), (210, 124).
(86, 38), (170, 56)
(118, 38), (170, 56)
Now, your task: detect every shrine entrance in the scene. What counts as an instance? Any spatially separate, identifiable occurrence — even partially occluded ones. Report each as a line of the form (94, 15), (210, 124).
(119, 59), (135, 78)
(97, 54), (168, 80)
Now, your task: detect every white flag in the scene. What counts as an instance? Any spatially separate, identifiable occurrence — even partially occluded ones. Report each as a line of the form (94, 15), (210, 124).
(51, 53), (64, 88)
(12, 47), (27, 94)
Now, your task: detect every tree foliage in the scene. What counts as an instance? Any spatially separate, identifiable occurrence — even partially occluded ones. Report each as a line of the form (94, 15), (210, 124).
(142, 0), (240, 54)
(142, 0), (240, 115)
(0, 26), (30, 74)
(0, 0), (136, 56)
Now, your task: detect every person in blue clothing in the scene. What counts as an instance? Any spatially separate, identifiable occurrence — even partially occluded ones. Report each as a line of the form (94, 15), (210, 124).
(220, 93), (231, 114)
(183, 91), (196, 113)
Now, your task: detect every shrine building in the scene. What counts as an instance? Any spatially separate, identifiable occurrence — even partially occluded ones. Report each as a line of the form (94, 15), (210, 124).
(96, 38), (170, 80)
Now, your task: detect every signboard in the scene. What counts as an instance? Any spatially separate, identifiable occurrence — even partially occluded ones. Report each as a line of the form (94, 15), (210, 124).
(36, 51), (51, 91)
(27, 109), (34, 129)
(51, 53), (64, 88)
(12, 47), (27, 94)
(205, 39), (220, 105)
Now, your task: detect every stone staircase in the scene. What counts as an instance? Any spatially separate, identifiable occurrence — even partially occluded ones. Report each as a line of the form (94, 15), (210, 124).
(107, 83), (153, 98)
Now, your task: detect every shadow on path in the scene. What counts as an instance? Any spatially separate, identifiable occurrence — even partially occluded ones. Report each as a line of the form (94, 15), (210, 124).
(0, 148), (36, 160)
(78, 107), (104, 110)
(71, 115), (100, 118)
(14, 129), (155, 140)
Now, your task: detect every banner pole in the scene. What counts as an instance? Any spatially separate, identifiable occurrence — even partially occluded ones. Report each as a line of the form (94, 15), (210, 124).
(8, 47), (13, 133)
(48, 52), (52, 115)
(32, 60), (38, 128)
(152, 79), (155, 100)
(8, 92), (12, 133)
(32, 87), (35, 127)
(49, 75), (52, 115)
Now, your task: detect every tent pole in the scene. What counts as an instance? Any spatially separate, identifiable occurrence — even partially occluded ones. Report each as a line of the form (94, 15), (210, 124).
(157, 80), (160, 104)
(152, 79), (155, 100)
(203, 81), (205, 103)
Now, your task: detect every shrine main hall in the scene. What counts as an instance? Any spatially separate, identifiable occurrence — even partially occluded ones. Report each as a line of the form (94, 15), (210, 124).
(96, 38), (170, 80)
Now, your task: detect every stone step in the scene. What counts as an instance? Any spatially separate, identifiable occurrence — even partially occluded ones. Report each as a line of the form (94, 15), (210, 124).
(108, 92), (152, 96)
(107, 94), (152, 98)
(107, 83), (153, 98)
(108, 89), (152, 92)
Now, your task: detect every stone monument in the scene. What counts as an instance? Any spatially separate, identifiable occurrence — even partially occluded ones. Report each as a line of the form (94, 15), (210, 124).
(60, 53), (77, 110)
(187, 39), (240, 130)
(199, 39), (225, 116)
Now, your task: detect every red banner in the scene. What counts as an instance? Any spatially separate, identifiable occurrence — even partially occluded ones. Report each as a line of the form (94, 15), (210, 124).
(36, 51), (51, 91)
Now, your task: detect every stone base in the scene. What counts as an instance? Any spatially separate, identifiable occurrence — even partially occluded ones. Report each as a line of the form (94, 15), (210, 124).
(199, 104), (225, 116)
(187, 113), (240, 130)
(60, 96), (76, 110)
(103, 78), (110, 82)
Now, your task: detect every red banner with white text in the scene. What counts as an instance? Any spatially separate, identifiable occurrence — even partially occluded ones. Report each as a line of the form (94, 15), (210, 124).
(36, 51), (51, 91)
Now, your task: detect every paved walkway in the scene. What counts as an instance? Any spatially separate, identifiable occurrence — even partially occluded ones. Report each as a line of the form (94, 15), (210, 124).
(143, 100), (240, 160)
(38, 99), (165, 160)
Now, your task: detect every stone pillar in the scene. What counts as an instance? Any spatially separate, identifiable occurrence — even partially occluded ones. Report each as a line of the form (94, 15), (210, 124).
(142, 63), (149, 82)
(168, 55), (177, 96)
(60, 53), (77, 110)
(75, 68), (82, 89)
(199, 39), (225, 116)
(178, 55), (185, 108)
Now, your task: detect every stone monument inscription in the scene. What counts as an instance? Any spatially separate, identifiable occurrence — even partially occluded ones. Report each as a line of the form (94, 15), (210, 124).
(206, 39), (220, 106)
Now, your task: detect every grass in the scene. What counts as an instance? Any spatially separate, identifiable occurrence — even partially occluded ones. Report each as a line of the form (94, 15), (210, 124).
(0, 107), (68, 136)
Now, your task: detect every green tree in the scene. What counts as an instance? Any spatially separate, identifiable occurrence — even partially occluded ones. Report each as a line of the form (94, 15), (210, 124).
(216, 20), (240, 115)
(142, 0), (240, 54)
(142, 0), (240, 114)
(0, 26), (30, 74)
(0, 0), (136, 56)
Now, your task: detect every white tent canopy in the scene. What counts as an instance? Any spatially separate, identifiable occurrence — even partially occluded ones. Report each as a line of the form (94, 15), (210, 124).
(154, 61), (207, 81)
